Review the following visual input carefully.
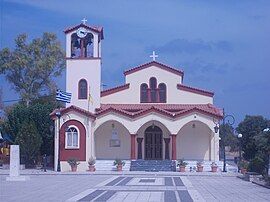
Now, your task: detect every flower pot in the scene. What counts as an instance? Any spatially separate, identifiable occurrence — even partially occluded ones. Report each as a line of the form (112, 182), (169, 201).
(211, 166), (218, 172)
(88, 165), (95, 172)
(117, 165), (123, 171)
(240, 168), (247, 174)
(179, 166), (186, 172)
(71, 165), (77, 172)
(197, 165), (203, 172)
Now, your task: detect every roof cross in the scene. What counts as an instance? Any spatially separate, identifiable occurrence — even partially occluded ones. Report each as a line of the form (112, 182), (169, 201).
(81, 18), (87, 24)
(150, 51), (158, 61)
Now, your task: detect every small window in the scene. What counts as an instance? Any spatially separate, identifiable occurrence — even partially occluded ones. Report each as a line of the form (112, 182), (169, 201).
(140, 83), (148, 103)
(78, 79), (87, 99)
(149, 77), (157, 102)
(159, 83), (166, 103)
(65, 126), (79, 149)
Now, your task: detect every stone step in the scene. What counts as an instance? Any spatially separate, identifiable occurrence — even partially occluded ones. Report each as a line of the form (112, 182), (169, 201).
(95, 160), (131, 171)
(130, 160), (176, 172)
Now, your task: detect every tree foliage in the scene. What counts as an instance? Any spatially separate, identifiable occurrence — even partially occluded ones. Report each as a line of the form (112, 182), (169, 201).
(3, 99), (57, 155)
(219, 123), (238, 151)
(15, 121), (42, 167)
(0, 33), (65, 106)
(236, 115), (269, 160)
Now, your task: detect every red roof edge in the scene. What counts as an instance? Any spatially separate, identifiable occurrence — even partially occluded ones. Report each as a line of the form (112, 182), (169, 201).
(177, 84), (214, 97)
(123, 61), (184, 77)
(101, 83), (130, 97)
(64, 23), (104, 39)
(50, 105), (96, 120)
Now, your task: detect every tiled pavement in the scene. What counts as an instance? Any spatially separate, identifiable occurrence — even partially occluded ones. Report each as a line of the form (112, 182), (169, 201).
(1, 173), (270, 201)
(67, 176), (197, 202)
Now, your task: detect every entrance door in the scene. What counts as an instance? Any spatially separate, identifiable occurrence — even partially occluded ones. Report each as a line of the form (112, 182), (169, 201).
(145, 126), (162, 159)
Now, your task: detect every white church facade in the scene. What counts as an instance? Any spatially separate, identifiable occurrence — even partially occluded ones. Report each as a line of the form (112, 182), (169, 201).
(51, 22), (223, 172)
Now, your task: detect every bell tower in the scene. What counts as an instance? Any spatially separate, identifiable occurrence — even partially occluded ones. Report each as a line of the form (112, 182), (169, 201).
(64, 19), (104, 112)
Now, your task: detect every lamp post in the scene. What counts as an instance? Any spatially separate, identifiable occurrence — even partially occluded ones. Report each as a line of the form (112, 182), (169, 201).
(237, 133), (243, 161)
(214, 108), (235, 172)
(55, 110), (61, 172)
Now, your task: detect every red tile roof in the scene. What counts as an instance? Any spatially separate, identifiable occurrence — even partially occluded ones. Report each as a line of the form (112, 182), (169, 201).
(101, 84), (130, 97)
(95, 103), (223, 119)
(177, 84), (214, 97)
(64, 23), (104, 39)
(50, 105), (96, 120)
(124, 61), (184, 77)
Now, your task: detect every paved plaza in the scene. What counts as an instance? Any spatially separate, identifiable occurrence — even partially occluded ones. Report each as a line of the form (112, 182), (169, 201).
(1, 172), (270, 201)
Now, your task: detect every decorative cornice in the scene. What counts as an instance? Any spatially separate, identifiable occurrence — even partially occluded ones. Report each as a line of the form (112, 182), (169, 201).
(101, 84), (130, 97)
(177, 84), (214, 97)
(50, 105), (96, 120)
(124, 61), (184, 77)
(64, 23), (104, 39)
(95, 104), (223, 120)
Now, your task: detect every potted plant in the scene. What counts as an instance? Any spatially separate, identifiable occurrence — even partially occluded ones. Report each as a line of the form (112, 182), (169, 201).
(67, 157), (80, 172)
(238, 160), (249, 174)
(113, 159), (125, 171)
(88, 157), (96, 172)
(211, 162), (218, 172)
(196, 161), (204, 172)
(177, 159), (188, 172)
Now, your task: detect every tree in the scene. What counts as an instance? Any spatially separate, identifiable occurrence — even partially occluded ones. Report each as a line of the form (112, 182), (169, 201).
(254, 129), (270, 177)
(3, 99), (58, 156)
(219, 123), (238, 152)
(15, 121), (42, 167)
(0, 33), (65, 106)
(236, 115), (269, 160)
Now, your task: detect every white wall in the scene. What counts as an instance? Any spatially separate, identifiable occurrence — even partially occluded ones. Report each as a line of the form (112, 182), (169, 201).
(66, 59), (101, 112)
(94, 120), (131, 159)
(176, 121), (212, 161)
(101, 65), (213, 104)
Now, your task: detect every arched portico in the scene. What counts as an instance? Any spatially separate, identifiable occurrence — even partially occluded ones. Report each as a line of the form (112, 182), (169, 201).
(136, 120), (171, 160)
(176, 120), (214, 161)
(94, 120), (131, 159)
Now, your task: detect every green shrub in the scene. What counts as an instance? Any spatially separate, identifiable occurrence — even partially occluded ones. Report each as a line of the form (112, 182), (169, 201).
(248, 156), (265, 174)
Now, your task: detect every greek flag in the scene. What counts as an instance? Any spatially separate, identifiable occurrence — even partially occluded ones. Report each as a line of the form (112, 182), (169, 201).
(56, 89), (72, 103)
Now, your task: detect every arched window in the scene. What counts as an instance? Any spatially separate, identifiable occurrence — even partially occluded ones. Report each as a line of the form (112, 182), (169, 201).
(140, 83), (148, 103)
(65, 126), (79, 148)
(71, 33), (80, 58)
(159, 83), (167, 103)
(149, 77), (157, 102)
(84, 33), (94, 57)
(78, 79), (88, 99)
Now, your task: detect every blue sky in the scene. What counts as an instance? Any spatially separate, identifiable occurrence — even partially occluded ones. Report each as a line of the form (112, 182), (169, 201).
(0, 0), (269, 124)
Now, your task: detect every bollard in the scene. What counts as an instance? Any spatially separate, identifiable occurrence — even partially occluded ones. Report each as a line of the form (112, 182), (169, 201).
(43, 154), (47, 172)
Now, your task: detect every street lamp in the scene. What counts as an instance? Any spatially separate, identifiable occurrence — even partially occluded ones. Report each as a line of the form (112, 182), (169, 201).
(55, 110), (61, 172)
(213, 108), (235, 172)
(237, 133), (243, 171)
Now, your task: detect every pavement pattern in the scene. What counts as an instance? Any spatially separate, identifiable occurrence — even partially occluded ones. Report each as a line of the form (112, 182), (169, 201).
(1, 172), (270, 202)
(67, 176), (200, 201)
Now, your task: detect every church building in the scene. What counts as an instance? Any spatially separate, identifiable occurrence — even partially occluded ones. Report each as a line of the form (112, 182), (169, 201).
(51, 21), (223, 172)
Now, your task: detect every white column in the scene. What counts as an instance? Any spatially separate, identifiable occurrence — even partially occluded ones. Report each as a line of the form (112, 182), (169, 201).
(54, 119), (60, 171)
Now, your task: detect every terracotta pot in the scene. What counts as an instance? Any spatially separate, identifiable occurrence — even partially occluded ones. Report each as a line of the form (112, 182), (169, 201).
(197, 165), (203, 172)
(211, 166), (218, 172)
(240, 168), (247, 174)
(71, 165), (77, 172)
(117, 165), (123, 171)
(88, 165), (95, 172)
(179, 166), (186, 172)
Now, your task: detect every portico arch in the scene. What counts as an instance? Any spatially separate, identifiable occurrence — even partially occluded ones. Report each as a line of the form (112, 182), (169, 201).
(136, 120), (171, 160)
(176, 120), (213, 161)
(94, 120), (131, 159)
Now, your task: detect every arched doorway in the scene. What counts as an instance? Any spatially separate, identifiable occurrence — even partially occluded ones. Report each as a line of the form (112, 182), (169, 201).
(145, 126), (163, 160)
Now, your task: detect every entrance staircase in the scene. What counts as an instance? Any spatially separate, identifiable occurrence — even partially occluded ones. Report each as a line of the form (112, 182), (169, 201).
(130, 160), (176, 172)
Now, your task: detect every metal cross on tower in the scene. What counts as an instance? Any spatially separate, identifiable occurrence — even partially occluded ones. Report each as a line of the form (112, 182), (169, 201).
(150, 51), (158, 61)
(81, 18), (87, 24)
